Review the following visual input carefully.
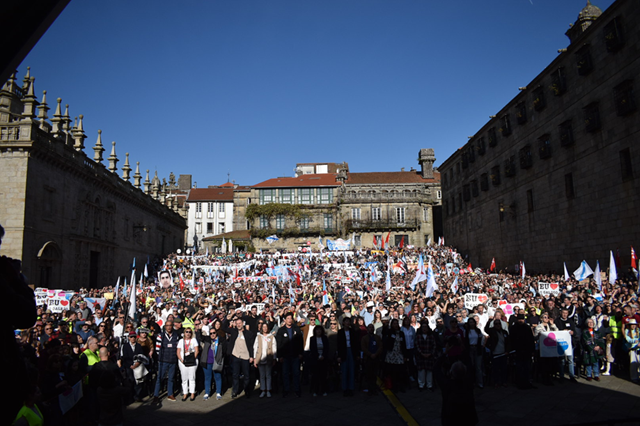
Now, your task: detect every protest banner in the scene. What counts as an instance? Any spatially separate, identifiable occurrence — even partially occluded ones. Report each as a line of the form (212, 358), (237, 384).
(464, 293), (489, 309)
(497, 301), (524, 318)
(538, 282), (561, 297)
(539, 330), (573, 357)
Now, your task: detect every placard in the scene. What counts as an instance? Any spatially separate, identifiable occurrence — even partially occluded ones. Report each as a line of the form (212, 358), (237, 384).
(538, 282), (560, 297)
(464, 293), (489, 309)
(539, 330), (573, 357)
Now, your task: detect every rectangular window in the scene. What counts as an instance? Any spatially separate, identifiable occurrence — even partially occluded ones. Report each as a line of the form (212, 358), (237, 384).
(276, 214), (285, 230)
(565, 173), (575, 199)
(195, 202), (202, 219)
(461, 152), (469, 169)
(323, 214), (333, 231)
(471, 180), (479, 197)
(218, 223), (225, 234)
(394, 235), (408, 247)
(299, 188), (313, 204)
(423, 207), (429, 222)
(603, 17), (625, 53)
(351, 208), (361, 220)
(490, 165), (501, 186)
(505, 156), (516, 177)
(219, 203), (225, 213)
(527, 189), (534, 212)
(195, 222), (202, 234)
(318, 188), (333, 204)
(613, 80), (636, 116)
(519, 145), (533, 169)
(583, 102), (601, 133)
(371, 207), (381, 221)
(488, 128), (498, 147)
(396, 207), (406, 224)
(620, 148), (633, 181)
(468, 146), (475, 163)
(279, 188), (294, 204)
(207, 202), (214, 218)
(551, 67), (567, 96)
(207, 222), (213, 233)
(576, 44), (593, 76)
(299, 216), (310, 230)
(259, 189), (275, 205)
(539, 135), (552, 159)
(463, 184), (470, 202)
(516, 102), (527, 124)
(436, 190), (442, 200)
(259, 215), (269, 229)
(532, 86), (546, 111)
(476, 137), (486, 155)
(559, 120), (574, 147)
(480, 173), (489, 191)
(500, 114), (512, 137)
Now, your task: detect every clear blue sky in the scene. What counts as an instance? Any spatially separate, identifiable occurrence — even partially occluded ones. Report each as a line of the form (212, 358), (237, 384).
(18, 0), (614, 187)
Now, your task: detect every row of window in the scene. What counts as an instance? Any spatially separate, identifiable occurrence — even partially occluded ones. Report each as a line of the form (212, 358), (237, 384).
(350, 207), (430, 222)
(259, 213), (334, 230)
(443, 15), (632, 188)
(345, 189), (442, 200)
(194, 222), (226, 235)
(259, 188), (333, 205)
(194, 202), (225, 218)
(447, 146), (634, 218)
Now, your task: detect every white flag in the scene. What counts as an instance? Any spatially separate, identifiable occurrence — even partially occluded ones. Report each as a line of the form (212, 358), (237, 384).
(451, 276), (459, 294)
(411, 255), (427, 290)
(144, 264), (148, 278)
(563, 262), (570, 281)
(386, 268), (391, 292)
(609, 251), (617, 284)
(128, 272), (137, 319)
(594, 261), (602, 291)
(573, 260), (594, 281)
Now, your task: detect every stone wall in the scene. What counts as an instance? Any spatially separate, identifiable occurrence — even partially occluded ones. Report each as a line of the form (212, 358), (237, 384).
(439, 0), (640, 273)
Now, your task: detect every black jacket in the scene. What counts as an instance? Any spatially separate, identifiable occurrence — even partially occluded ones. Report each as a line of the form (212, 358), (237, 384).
(338, 326), (362, 360)
(276, 325), (304, 358)
(225, 328), (256, 358)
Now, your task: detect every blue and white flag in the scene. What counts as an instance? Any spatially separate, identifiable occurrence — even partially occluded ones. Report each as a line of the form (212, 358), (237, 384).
(266, 235), (279, 244)
(594, 261), (602, 291)
(425, 261), (438, 298)
(411, 254), (427, 290)
(386, 268), (391, 291)
(128, 273), (137, 320)
(609, 250), (617, 284)
(563, 262), (571, 281)
(112, 277), (121, 308)
(323, 279), (329, 306)
(573, 260), (594, 281)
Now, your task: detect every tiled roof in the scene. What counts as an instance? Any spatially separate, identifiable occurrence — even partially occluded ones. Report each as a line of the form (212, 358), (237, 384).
(253, 173), (340, 188)
(187, 188), (234, 202)
(219, 182), (235, 188)
(345, 171), (440, 185)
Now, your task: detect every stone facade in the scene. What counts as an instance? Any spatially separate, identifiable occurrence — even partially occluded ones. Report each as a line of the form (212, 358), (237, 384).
(242, 152), (442, 252)
(439, 0), (639, 273)
(0, 70), (186, 289)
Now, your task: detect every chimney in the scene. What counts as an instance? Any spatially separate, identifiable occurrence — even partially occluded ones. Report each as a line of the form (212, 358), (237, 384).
(418, 148), (436, 179)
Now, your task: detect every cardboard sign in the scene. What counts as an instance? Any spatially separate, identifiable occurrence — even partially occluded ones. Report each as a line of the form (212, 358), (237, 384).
(464, 293), (488, 309)
(538, 282), (560, 297)
(497, 301), (524, 318)
(539, 331), (573, 357)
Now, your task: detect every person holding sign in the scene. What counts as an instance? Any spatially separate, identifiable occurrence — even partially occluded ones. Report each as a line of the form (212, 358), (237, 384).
(581, 318), (605, 381)
(554, 308), (577, 383)
(534, 313), (558, 386)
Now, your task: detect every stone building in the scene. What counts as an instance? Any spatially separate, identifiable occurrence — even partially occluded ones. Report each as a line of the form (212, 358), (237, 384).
(439, 0), (639, 273)
(185, 185), (234, 249)
(242, 152), (441, 251)
(341, 149), (442, 249)
(0, 70), (186, 289)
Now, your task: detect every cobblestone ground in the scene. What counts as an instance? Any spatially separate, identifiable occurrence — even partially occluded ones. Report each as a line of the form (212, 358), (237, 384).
(125, 374), (640, 426)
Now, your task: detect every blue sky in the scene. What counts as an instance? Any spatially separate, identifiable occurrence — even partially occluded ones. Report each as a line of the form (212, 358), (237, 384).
(18, 0), (614, 187)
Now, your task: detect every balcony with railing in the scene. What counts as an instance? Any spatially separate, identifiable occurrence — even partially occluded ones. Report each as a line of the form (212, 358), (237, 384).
(344, 218), (420, 231)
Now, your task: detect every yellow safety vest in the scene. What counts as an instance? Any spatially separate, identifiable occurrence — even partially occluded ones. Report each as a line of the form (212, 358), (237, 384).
(609, 317), (622, 339)
(81, 349), (100, 385)
(13, 404), (43, 426)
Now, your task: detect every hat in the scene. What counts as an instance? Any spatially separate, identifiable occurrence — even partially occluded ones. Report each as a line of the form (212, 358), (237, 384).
(128, 331), (137, 337)
(366, 301), (374, 308)
(629, 319), (638, 325)
(138, 328), (150, 334)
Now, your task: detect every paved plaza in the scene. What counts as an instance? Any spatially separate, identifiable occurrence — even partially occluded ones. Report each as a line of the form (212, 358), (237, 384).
(125, 374), (640, 426)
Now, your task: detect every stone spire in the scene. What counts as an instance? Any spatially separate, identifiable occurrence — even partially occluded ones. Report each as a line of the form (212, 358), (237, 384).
(21, 77), (38, 120)
(151, 171), (160, 199)
(566, 0), (603, 43)
(2, 72), (18, 93)
(144, 169), (151, 194)
(108, 141), (119, 172)
(122, 153), (132, 182)
(93, 130), (105, 163)
(22, 67), (31, 91)
(72, 114), (87, 151)
(418, 148), (436, 179)
(37, 90), (50, 131)
(133, 162), (142, 189)
(62, 104), (72, 146)
(50, 98), (63, 137)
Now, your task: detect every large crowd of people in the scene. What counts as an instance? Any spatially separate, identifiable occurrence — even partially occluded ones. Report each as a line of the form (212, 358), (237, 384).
(8, 231), (640, 426)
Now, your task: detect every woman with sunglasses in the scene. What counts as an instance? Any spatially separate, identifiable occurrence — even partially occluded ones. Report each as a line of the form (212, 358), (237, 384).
(534, 312), (558, 385)
(177, 327), (200, 401)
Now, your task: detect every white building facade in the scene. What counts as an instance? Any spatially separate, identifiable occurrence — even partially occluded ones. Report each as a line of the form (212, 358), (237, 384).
(185, 187), (234, 250)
